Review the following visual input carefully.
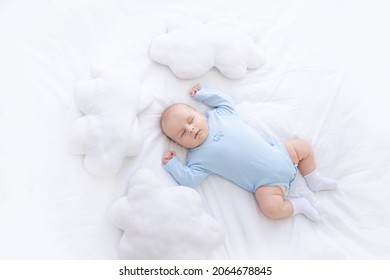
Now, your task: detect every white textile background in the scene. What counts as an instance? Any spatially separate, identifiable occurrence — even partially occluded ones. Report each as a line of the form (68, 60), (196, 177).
(0, 0), (389, 259)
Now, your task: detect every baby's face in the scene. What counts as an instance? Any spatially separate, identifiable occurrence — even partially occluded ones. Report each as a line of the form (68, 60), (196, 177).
(162, 104), (208, 148)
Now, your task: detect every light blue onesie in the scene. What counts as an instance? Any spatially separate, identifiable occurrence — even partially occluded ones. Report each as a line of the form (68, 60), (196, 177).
(164, 86), (298, 193)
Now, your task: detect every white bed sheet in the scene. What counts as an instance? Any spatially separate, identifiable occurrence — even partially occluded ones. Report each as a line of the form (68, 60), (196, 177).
(1, 0), (389, 259)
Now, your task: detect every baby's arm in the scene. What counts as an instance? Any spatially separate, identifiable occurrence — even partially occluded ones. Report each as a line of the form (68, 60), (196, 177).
(163, 154), (210, 188)
(190, 84), (235, 113)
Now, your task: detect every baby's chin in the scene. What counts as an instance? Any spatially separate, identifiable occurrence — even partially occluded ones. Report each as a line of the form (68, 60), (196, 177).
(194, 131), (208, 147)
(183, 133), (208, 149)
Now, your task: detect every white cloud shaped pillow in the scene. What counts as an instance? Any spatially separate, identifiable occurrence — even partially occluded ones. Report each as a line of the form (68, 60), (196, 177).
(68, 66), (153, 177)
(108, 169), (225, 259)
(150, 17), (265, 79)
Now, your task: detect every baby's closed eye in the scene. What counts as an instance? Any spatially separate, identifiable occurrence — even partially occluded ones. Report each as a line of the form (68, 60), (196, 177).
(187, 116), (195, 124)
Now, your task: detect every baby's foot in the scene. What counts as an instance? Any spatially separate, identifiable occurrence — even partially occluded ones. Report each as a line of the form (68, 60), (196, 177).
(289, 197), (320, 222)
(304, 170), (338, 192)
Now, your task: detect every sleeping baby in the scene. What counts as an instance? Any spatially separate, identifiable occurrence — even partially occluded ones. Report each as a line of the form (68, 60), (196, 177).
(161, 84), (338, 222)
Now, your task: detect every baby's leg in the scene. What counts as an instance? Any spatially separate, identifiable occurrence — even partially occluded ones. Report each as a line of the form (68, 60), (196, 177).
(255, 186), (320, 222)
(284, 139), (338, 191)
(284, 139), (315, 175)
(255, 186), (293, 219)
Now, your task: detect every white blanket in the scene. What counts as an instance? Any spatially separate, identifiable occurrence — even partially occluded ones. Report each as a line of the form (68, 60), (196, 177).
(1, 0), (389, 259)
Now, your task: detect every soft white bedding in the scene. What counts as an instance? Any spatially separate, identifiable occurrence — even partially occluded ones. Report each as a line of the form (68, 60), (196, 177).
(1, 0), (389, 259)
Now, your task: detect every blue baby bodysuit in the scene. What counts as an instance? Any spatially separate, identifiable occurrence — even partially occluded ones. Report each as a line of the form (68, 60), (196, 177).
(164, 86), (297, 193)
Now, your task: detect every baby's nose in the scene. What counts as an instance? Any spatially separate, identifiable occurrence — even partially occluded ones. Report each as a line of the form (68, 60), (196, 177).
(188, 126), (195, 134)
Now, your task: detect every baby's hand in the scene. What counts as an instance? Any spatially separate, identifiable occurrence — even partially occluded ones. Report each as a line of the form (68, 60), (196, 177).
(189, 83), (201, 97)
(162, 150), (176, 165)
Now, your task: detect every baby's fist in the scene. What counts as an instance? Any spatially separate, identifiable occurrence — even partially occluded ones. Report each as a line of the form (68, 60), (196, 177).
(162, 150), (176, 165)
(189, 83), (201, 97)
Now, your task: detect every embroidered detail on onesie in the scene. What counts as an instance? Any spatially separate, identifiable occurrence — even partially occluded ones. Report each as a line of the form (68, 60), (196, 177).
(213, 131), (224, 141)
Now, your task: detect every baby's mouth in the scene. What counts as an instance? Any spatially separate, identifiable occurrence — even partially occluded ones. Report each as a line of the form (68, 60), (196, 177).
(194, 130), (200, 139)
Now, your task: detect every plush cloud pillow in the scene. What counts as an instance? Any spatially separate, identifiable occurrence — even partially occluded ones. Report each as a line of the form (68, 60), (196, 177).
(150, 17), (265, 79)
(108, 169), (225, 259)
(68, 66), (153, 177)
